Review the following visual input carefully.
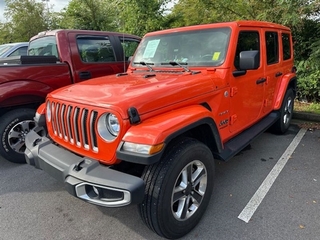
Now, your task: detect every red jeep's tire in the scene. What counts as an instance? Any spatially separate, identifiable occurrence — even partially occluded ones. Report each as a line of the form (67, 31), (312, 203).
(139, 138), (215, 239)
(271, 88), (294, 134)
(0, 109), (36, 163)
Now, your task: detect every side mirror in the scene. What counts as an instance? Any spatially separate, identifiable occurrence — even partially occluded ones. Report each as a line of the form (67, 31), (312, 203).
(239, 50), (260, 70)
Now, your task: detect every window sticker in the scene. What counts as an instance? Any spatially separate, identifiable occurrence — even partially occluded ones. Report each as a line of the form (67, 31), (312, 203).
(212, 52), (221, 60)
(143, 39), (160, 58)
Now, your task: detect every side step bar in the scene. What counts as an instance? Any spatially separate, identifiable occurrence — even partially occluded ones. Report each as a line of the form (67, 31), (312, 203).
(216, 112), (280, 161)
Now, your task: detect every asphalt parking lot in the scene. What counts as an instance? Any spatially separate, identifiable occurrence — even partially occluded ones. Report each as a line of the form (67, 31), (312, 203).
(0, 123), (319, 240)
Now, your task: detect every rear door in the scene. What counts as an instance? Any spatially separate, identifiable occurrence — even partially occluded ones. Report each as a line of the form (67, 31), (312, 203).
(72, 33), (121, 82)
(263, 30), (293, 113)
(68, 32), (137, 83)
(262, 29), (283, 114)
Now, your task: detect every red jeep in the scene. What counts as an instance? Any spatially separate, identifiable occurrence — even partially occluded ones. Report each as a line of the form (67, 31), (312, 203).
(25, 21), (296, 239)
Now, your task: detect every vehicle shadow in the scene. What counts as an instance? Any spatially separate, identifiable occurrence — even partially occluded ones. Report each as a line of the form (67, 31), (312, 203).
(0, 124), (304, 240)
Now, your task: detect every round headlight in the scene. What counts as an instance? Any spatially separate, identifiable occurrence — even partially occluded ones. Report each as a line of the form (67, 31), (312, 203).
(46, 101), (51, 122)
(97, 113), (120, 142)
(106, 113), (120, 136)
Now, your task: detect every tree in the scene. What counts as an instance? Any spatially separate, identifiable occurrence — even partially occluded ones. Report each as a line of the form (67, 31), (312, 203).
(2, 0), (49, 42)
(114, 0), (171, 36)
(59, 0), (170, 36)
(58, 0), (117, 31)
(168, 0), (320, 28)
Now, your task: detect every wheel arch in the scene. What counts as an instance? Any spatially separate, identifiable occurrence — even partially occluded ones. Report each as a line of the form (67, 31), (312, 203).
(0, 80), (52, 115)
(163, 118), (222, 159)
(0, 102), (41, 117)
(117, 105), (222, 165)
(273, 74), (297, 110)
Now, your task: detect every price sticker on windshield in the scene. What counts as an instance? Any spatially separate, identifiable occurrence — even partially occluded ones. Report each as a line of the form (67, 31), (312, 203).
(212, 52), (221, 60)
(143, 39), (160, 58)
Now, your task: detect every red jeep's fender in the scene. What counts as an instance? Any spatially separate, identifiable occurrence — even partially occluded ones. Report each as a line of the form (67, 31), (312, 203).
(0, 80), (54, 108)
(273, 73), (296, 110)
(122, 105), (219, 146)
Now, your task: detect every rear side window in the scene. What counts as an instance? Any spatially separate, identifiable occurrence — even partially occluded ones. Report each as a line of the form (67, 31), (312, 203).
(77, 36), (116, 63)
(234, 31), (260, 69)
(119, 37), (140, 61)
(282, 33), (291, 60)
(265, 32), (279, 65)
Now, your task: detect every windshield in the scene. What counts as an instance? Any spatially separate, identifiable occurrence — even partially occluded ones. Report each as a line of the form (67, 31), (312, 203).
(0, 45), (12, 56)
(132, 27), (231, 68)
(28, 36), (59, 58)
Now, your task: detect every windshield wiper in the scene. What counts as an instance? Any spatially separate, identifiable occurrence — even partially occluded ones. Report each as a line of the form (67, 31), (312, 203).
(161, 61), (200, 74)
(161, 61), (192, 72)
(133, 61), (155, 71)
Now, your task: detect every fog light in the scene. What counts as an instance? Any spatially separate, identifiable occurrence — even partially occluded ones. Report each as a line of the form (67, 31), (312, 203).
(93, 186), (99, 196)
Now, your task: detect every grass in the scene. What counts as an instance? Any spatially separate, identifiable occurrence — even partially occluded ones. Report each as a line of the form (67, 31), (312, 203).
(294, 100), (320, 114)
(293, 100), (320, 130)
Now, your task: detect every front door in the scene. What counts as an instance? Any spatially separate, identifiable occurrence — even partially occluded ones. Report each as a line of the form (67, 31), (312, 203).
(229, 29), (265, 133)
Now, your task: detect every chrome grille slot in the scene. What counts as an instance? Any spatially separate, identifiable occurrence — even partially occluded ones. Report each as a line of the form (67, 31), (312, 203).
(49, 100), (99, 152)
(60, 104), (67, 140)
(66, 106), (74, 143)
(51, 102), (57, 135)
(90, 111), (98, 152)
(74, 107), (81, 147)
(82, 109), (89, 149)
(56, 103), (62, 137)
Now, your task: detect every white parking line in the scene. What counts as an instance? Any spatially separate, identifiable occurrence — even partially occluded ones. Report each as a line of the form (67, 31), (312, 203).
(238, 128), (307, 223)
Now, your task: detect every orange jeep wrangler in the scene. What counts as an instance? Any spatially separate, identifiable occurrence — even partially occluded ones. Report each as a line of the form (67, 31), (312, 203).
(25, 21), (296, 239)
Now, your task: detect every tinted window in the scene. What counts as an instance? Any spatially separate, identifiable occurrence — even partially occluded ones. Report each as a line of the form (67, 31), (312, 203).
(282, 33), (291, 60)
(28, 36), (58, 58)
(234, 31), (260, 69)
(9, 46), (28, 57)
(265, 32), (279, 65)
(77, 36), (116, 63)
(119, 38), (140, 61)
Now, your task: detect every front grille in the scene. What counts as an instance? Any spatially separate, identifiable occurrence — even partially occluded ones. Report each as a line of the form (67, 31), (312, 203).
(50, 101), (99, 152)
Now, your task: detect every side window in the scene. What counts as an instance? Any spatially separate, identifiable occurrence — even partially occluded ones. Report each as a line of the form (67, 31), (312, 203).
(265, 31), (279, 65)
(9, 46), (28, 57)
(28, 36), (59, 58)
(282, 33), (291, 60)
(119, 37), (140, 61)
(77, 36), (116, 63)
(234, 31), (260, 69)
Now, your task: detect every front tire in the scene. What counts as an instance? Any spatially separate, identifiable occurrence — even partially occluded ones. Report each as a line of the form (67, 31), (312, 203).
(139, 138), (215, 239)
(0, 109), (36, 163)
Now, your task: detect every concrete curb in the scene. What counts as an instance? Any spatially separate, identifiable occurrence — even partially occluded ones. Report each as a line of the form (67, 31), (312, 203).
(293, 111), (320, 123)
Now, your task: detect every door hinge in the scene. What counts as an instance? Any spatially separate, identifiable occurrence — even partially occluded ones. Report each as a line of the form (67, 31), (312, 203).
(230, 87), (238, 97)
(230, 114), (237, 125)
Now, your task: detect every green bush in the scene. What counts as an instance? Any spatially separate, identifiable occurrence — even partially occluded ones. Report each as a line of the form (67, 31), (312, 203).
(296, 60), (320, 102)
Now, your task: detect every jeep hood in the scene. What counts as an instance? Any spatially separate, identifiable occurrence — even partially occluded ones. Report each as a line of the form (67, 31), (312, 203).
(48, 71), (220, 118)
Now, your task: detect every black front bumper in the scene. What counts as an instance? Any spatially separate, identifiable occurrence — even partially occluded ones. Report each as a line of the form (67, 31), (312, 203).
(25, 129), (145, 207)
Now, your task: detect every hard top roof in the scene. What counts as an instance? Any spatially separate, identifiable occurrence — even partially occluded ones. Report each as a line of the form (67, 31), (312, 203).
(145, 20), (290, 37)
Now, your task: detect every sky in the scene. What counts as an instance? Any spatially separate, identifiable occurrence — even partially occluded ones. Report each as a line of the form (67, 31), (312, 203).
(0, 0), (70, 22)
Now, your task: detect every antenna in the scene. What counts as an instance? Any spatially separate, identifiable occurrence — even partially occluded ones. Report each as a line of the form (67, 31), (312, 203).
(123, 31), (126, 72)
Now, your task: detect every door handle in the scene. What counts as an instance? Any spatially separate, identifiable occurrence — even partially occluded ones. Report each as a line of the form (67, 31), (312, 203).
(256, 78), (266, 84)
(79, 71), (92, 80)
(275, 72), (283, 77)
